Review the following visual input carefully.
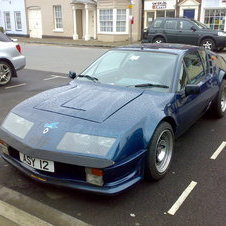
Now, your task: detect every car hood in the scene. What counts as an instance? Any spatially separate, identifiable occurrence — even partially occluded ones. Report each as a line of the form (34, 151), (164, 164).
(34, 82), (143, 123)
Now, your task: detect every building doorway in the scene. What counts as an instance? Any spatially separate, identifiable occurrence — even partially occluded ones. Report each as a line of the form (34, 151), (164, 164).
(183, 9), (195, 19)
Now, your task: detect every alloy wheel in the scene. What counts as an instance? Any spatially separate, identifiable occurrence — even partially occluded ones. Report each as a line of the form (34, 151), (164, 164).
(202, 41), (213, 50)
(155, 129), (173, 173)
(0, 63), (11, 85)
(221, 84), (226, 112)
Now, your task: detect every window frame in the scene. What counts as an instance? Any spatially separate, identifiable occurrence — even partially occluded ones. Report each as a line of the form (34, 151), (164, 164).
(53, 5), (63, 31)
(4, 11), (11, 31)
(14, 11), (22, 31)
(97, 9), (129, 34)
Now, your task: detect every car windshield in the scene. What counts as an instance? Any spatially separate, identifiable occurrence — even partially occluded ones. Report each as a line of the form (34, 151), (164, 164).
(0, 32), (12, 42)
(79, 50), (177, 92)
(192, 20), (209, 29)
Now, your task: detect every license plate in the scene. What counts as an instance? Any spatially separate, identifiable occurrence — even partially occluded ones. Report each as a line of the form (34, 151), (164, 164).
(19, 153), (55, 172)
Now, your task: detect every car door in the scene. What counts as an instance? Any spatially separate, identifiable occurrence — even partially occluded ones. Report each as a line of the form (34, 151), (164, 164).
(175, 50), (215, 133)
(176, 20), (199, 45)
(163, 19), (178, 43)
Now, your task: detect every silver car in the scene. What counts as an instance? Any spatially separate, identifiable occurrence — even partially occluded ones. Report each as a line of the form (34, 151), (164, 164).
(0, 32), (26, 85)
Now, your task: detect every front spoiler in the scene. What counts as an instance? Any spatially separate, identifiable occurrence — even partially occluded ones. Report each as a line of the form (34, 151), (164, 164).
(1, 150), (146, 195)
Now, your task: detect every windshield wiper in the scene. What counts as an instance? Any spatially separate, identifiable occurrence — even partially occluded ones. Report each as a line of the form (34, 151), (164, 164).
(78, 75), (99, 82)
(134, 83), (169, 88)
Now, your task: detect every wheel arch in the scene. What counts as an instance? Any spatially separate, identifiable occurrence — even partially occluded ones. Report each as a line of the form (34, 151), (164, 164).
(199, 36), (216, 46)
(161, 116), (177, 134)
(152, 35), (167, 43)
(0, 58), (17, 77)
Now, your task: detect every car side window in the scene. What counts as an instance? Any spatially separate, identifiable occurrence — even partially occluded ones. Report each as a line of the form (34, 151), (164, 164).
(198, 50), (208, 74)
(151, 19), (163, 28)
(164, 20), (177, 29)
(183, 52), (205, 84)
(179, 21), (193, 30)
(178, 62), (188, 91)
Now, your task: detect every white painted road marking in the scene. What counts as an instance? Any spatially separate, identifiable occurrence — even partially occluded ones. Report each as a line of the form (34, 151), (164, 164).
(167, 181), (197, 216)
(0, 199), (52, 226)
(43, 75), (67, 80)
(210, 142), (226, 160)
(4, 83), (27, 89)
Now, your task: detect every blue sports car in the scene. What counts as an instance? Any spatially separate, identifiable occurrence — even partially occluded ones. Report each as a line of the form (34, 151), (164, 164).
(0, 44), (226, 195)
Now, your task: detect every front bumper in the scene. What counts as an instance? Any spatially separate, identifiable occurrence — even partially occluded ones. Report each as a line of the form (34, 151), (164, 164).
(1, 146), (146, 195)
(214, 36), (226, 48)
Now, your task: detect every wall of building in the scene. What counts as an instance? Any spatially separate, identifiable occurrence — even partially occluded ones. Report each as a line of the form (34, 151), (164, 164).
(0, 0), (28, 35)
(97, 0), (141, 42)
(26, 0), (74, 38)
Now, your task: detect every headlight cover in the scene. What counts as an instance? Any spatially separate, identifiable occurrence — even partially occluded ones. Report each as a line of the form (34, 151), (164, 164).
(218, 31), (226, 36)
(57, 132), (116, 157)
(2, 112), (34, 139)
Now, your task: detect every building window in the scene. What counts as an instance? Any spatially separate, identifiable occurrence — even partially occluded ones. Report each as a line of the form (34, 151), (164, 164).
(4, 12), (11, 30)
(53, 5), (63, 30)
(156, 10), (175, 18)
(99, 9), (128, 33)
(116, 9), (126, 32)
(99, 9), (113, 32)
(204, 9), (226, 30)
(14, 12), (22, 30)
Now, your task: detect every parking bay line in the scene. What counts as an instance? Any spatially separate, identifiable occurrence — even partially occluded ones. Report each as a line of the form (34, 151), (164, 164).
(43, 75), (67, 81)
(167, 181), (197, 216)
(210, 141), (226, 160)
(4, 83), (27, 89)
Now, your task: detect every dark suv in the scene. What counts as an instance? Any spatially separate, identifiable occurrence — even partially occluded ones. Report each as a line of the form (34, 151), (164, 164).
(144, 17), (226, 51)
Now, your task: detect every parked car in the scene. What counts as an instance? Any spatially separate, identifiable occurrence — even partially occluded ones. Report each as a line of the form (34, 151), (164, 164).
(0, 32), (26, 85)
(143, 17), (226, 51)
(0, 44), (226, 195)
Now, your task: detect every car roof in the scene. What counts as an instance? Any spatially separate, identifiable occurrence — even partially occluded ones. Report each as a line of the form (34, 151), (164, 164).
(115, 43), (201, 55)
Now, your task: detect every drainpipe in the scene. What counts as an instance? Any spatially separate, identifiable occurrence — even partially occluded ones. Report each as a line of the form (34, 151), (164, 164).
(141, 0), (144, 40)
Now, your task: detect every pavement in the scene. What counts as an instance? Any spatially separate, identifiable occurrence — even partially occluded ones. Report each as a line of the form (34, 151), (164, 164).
(15, 36), (137, 48)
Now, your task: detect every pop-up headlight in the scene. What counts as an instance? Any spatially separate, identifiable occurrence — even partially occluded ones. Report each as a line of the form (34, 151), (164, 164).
(2, 113), (34, 139)
(57, 132), (116, 157)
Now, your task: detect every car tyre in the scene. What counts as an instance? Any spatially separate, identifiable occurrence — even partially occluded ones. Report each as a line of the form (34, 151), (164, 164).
(208, 80), (226, 118)
(153, 37), (165, 44)
(145, 122), (174, 181)
(0, 60), (13, 86)
(200, 38), (216, 51)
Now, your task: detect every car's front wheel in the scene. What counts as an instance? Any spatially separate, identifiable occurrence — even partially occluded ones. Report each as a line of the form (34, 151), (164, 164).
(200, 38), (216, 51)
(208, 80), (226, 118)
(153, 37), (165, 44)
(145, 122), (174, 181)
(0, 60), (13, 86)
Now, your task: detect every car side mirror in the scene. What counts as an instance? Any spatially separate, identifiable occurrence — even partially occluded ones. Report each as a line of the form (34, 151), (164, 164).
(185, 84), (200, 96)
(191, 26), (196, 32)
(68, 71), (77, 79)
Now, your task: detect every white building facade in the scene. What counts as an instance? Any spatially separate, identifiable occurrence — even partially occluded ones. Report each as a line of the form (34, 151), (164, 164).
(0, 0), (28, 35)
(144, 0), (177, 28)
(200, 0), (226, 31)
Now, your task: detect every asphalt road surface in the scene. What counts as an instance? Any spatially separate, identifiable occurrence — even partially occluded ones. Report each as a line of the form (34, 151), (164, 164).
(0, 44), (226, 226)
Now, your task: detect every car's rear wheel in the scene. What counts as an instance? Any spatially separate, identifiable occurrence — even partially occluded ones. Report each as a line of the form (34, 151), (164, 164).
(208, 80), (226, 118)
(153, 37), (165, 44)
(145, 122), (174, 181)
(200, 38), (216, 51)
(0, 60), (13, 85)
